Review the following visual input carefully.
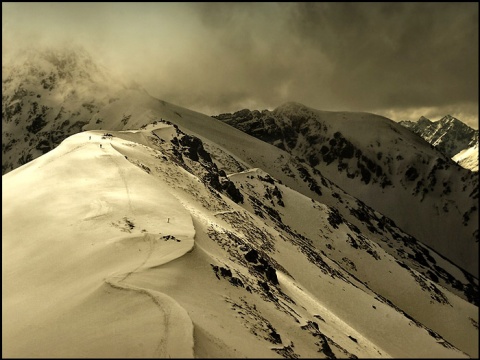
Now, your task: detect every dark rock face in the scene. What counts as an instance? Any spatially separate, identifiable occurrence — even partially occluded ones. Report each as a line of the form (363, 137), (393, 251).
(244, 248), (279, 286)
(405, 166), (419, 181)
(222, 180), (244, 204)
(245, 249), (259, 263)
(297, 166), (323, 195)
(327, 208), (344, 229)
(168, 128), (244, 204)
(211, 264), (244, 287)
(269, 329), (282, 344)
(179, 134), (212, 163)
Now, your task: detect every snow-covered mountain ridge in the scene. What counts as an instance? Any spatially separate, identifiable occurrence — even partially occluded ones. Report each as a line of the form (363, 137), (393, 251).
(3, 121), (478, 357)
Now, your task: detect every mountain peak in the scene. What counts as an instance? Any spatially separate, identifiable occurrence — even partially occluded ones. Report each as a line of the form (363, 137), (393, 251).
(418, 116), (432, 124)
(438, 114), (465, 128)
(273, 101), (310, 113)
(440, 114), (456, 121)
(400, 113), (478, 159)
(4, 44), (119, 89)
(408, 116), (433, 132)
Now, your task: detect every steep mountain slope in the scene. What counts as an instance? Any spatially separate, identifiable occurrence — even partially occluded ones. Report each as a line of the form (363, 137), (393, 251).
(213, 104), (478, 277)
(400, 115), (479, 161)
(3, 123), (478, 358)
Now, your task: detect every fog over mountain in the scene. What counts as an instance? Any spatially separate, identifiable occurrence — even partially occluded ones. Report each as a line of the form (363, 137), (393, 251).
(2, 45), (478, 359)
(2, 2), (478, 128)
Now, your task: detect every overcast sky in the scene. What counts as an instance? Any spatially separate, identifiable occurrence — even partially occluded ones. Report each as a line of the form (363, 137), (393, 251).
(2, 2), (478, 128)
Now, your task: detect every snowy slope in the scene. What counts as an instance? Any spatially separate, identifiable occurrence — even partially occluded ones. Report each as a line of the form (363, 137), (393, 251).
(85, 94), (479, 277)
(3, 130), (195, 357)
(453, 143), (479, 172)
(3, 124), (477, 358)
(213, 104), (478, 278)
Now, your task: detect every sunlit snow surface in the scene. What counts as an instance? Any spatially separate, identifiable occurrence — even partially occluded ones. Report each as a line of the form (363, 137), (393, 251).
(3, 126), (477, 358)
(453, 144), (479, 172)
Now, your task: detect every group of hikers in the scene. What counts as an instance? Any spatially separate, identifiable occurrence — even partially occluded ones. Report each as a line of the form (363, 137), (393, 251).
(88, 135), (102, 148)
(89, 133), (113, 148)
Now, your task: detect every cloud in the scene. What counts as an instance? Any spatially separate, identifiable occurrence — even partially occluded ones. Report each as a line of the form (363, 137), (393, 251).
(378, 102), (479, 130)
(287, 3), (478, 109)
(2, 3), (478, 127)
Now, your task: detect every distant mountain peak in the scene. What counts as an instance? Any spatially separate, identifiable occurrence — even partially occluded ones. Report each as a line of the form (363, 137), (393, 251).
(418, 116), (432, 125)
(440, 114), (456, 121)
(4, 44), (119, 89)
(438, 114), (467, 128)
(400, 113), (478, 160)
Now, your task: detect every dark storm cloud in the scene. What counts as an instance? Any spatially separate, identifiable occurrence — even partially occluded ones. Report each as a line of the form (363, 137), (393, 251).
(167, 2), (478, 126)
(2, 2), (478, 127)
(287, 2), (478, 110)
(157, 2), (334, 114)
